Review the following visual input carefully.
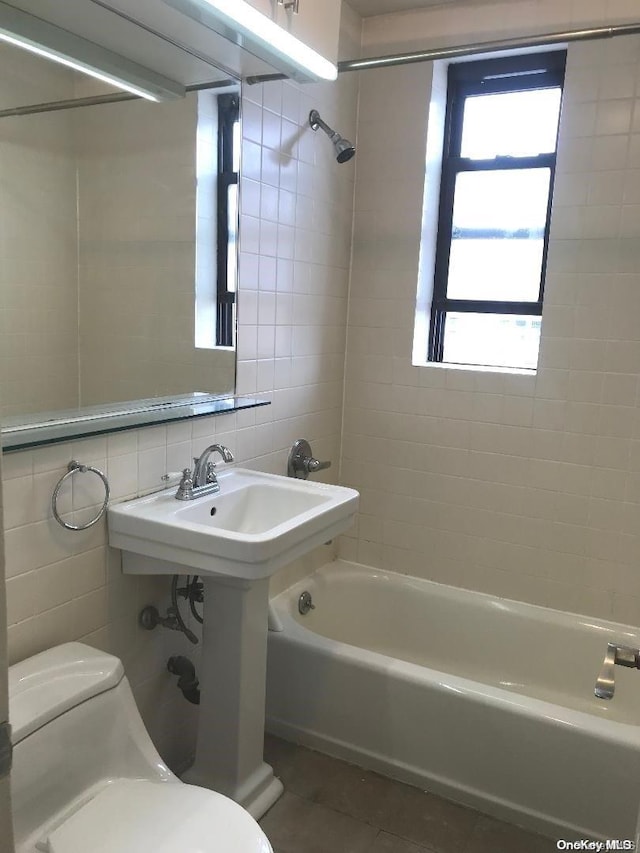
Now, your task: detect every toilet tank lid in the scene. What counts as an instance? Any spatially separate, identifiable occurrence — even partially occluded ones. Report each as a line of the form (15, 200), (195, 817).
(9, 642), (124, 745)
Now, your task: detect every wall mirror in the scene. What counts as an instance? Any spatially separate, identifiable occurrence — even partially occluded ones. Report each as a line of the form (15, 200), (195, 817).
(0, 41), (251, 450)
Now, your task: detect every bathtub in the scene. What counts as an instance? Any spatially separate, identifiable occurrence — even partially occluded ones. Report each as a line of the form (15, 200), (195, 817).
(266, 560), (640, 840)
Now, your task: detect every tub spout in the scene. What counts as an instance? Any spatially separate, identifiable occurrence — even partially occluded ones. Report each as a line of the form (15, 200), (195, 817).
(595, 642), (640, 700)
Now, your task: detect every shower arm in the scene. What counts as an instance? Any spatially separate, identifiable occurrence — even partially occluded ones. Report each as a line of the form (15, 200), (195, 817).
(309, 109), (338, 141)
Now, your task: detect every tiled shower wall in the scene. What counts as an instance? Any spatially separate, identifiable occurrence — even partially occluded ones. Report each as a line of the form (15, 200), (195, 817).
(341, 2), (640, 622)
(2, 4), (360, 771)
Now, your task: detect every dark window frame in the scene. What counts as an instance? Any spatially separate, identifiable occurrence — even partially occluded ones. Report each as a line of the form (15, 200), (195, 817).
(216, 92), (239, 348)
(428, 51), (567, 365)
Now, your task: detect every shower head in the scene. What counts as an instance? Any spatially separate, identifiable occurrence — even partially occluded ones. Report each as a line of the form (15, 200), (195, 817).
(309, 109), (355, 164)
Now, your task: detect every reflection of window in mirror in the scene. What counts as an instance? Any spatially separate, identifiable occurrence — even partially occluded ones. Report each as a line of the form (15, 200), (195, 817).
(195, 90), (240, 351)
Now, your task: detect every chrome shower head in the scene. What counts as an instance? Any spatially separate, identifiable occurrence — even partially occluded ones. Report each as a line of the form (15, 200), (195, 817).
(309, 109), (355, 164)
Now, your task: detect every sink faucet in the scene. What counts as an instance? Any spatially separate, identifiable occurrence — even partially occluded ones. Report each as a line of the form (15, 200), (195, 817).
(594, 642), (640, 700)
(175, 444), (234, 500)
(193, 444), (234, 487)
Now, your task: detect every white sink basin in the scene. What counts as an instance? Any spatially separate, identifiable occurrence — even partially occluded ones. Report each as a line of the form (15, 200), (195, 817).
(108, 468), (359, 579)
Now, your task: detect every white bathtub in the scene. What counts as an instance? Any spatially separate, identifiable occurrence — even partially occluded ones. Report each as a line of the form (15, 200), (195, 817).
(266, 560), (640, 840)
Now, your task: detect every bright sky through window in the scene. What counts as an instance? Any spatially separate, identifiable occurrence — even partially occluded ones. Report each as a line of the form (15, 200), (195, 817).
(461, 88), (562, 159)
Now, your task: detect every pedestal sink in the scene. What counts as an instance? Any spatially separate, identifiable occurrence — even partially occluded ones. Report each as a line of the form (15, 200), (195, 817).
(108, 468), (359, 817)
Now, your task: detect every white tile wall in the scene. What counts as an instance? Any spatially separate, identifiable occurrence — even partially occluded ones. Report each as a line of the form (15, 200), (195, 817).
(2, 4), (360, 772)
(342, 5), (640, 624)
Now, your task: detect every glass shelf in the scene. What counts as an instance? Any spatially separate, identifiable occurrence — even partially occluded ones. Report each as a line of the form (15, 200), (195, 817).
(2, 393), (270, 452)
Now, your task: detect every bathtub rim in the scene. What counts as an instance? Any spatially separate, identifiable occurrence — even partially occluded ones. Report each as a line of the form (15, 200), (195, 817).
(273, 558), (640, 641)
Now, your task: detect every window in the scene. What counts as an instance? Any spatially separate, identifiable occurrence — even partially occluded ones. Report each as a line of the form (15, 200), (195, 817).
(195, 90), (240, 351)
(428, 51), (566, 370)
(216, 92), (240, 348)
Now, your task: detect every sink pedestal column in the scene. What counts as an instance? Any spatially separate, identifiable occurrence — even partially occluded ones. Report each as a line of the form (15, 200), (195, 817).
(182, 576), (283, 819)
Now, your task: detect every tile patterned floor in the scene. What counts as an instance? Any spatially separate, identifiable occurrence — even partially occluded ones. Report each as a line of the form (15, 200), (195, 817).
(260, 736), (557, 853)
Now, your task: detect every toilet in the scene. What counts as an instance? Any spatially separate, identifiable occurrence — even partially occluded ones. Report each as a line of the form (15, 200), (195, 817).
(8, 642), (273, 853)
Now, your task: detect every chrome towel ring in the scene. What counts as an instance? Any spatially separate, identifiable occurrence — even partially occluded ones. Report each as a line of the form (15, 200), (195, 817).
(52, 460), (110, 531)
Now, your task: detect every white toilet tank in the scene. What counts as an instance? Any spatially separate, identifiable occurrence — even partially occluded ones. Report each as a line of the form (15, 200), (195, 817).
(9, 643), (175, 852)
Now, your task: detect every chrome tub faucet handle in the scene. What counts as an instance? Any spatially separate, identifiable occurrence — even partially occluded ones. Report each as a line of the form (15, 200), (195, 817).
(594, 642), (640, 700)
(288, 439), (331, 480)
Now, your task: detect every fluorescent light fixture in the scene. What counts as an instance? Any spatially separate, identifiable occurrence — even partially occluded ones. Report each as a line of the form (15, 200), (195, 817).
(0, 2), (185, 102)
(164, 0), (337, 82)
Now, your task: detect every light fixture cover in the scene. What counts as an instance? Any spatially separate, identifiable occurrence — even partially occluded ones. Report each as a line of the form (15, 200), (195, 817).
(164, 0), (338, 83)
(0, 1), (185, 102)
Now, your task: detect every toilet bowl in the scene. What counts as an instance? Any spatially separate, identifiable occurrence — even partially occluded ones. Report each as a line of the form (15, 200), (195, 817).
(8, 642), (274, 853)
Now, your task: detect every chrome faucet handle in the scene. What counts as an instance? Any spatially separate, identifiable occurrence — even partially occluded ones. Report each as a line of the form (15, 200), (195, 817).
(175, 468), (194, 501)
(288, 439), (331, 480)
(595, 642), (617, 700)
(205, 461), (217, 483)
(278, 0), (300, 12)
(595, 641), (640, 700)
(306, 457), (331, 473)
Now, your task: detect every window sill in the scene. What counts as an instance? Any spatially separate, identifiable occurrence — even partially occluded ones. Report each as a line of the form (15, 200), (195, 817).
(195, 344), (235, 352)
(413, 360), (536, 376)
